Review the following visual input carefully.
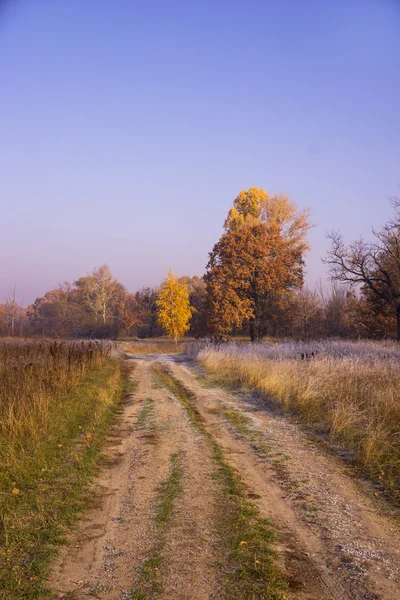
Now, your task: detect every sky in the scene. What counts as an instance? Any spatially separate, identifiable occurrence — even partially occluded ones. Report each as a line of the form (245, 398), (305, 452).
(1, 0), (399, 305)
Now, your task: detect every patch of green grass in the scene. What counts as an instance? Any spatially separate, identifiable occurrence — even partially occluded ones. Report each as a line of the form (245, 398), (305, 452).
(194, 371), (219, 389)
(155, 452), (183, 525)
(125, 366), (138, 395)
(129, 452), (184, 600)
(0, 358), (129, 600)
(222, 408), (253, 436)
(129, 556), (163, 599)
(135, 397), (155, 431)
(153, 365), (286, 600)
(216, 407), (270, 457)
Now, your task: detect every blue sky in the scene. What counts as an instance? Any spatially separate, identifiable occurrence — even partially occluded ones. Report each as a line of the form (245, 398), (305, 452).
(1, 0), (399, 304)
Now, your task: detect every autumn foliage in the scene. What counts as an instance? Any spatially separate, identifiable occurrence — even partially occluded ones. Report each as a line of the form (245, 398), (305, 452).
(156, 270), (193, 342)
(205, 188), (311, 340)
(1, 189), (400, 342)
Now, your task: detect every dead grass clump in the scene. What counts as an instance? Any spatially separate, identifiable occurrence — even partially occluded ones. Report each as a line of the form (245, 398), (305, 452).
(197, 342), (400, 497)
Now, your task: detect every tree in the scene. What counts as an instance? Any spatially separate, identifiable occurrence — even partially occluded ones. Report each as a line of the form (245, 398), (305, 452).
(289, 288), (325, 339)
(121, 292), (139, 337)
(26, 267), (129, 338)
(4, 287), (20, 337)
(357, 293), (395, 339)
(178, 276), (208, 338)
(135, 287), (162, 338)
(205, 224), (271, 340)
(156, 270), (193, 342)
(75, 265), (126, 335)
(205, 188), (311, 341)
(325, 201), (400, 341)
(27, 286), (74, 337)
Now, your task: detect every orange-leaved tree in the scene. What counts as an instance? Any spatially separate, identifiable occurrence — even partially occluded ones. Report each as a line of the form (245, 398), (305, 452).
(156, 270), (194, 342)
(205, 187), (311, 341)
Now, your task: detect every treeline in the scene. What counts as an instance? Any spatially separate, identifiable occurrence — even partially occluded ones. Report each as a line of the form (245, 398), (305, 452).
(202, 188), (398, 341)
(227, 283), (396, 340)
(0, 276), (393, 341)
(0, 268), (206, 339)
(1, 187), (399, 341)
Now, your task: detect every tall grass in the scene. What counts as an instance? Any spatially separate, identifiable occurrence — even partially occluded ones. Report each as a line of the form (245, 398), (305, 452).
(194, 340), (400, 498)
(0, 340), (115, 449)
(0, 339), (124, 598)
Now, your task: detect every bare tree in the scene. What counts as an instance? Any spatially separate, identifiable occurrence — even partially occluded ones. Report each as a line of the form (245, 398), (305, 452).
(76, 265), (122, 324)
(324, 202), (400, 341)
(4, 287), (19, 337)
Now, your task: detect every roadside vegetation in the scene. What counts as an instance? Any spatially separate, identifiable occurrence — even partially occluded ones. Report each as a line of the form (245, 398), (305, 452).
(0, 339), (126, 599)
(194, 340), (400, 499)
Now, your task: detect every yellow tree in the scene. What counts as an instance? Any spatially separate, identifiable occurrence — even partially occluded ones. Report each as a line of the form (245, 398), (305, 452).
(156, 270), (193, 342)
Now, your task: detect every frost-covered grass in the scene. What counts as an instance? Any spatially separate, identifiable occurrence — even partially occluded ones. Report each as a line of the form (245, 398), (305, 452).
(193, 339), (400, 498)
(189, 338), (400, 361)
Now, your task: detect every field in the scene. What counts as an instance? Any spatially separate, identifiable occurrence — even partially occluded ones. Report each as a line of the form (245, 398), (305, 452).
(121, 339), (186, 354)
(193, 339), (400, 497)
(0, 340), (125, 598)
(1, 338), (400, 600)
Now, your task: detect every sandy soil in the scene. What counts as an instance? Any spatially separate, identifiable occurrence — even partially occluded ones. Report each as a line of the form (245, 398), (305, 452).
(46, 353), (400, 600)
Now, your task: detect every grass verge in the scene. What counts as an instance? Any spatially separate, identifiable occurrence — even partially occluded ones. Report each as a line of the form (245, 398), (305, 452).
(129, 452), (184, 600)
(198, 347), (400, 499)
(0, 357), (128, 600)
(153, 365), (286, 600)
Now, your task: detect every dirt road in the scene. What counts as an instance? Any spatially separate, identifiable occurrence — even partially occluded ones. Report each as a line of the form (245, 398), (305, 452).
(47, 353), (400, 600)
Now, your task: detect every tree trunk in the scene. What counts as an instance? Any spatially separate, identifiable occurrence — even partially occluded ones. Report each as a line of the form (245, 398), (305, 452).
(249, 318), (256, 342)
(103, 302), (107, 324)
(397, 305), (400, 343)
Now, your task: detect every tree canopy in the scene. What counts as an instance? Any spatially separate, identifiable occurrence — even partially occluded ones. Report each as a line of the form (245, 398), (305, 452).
(156, 270), (193, 342)
(205, 188), (311, 340)
(325, 200), (400, 341)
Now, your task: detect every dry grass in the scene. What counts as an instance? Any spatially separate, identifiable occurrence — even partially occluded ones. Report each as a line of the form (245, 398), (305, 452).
(195, 340), (400, 497)
(0, 339), (124, 598)
(0, 339), (115, 445)
(121, 340), (184, 354)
